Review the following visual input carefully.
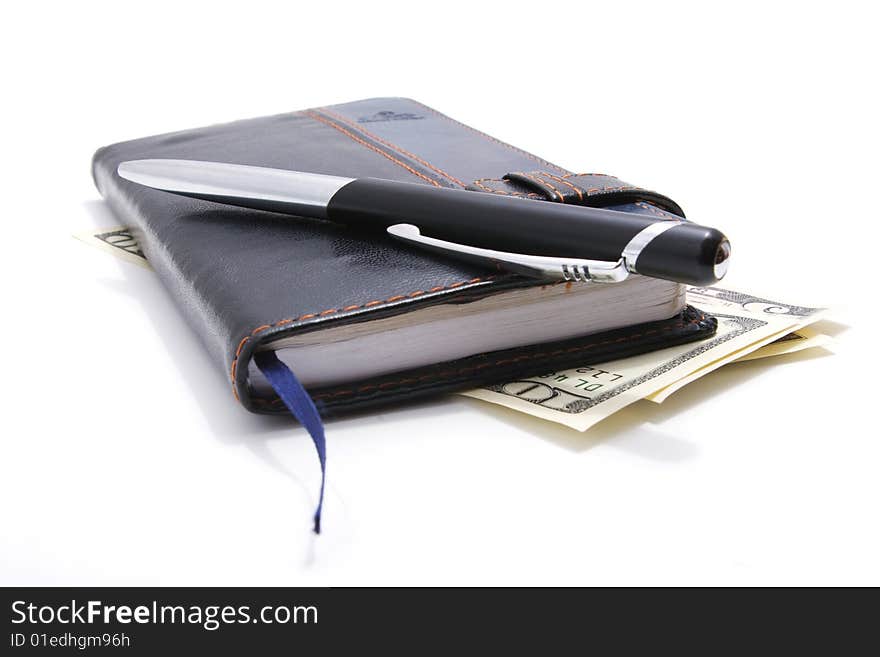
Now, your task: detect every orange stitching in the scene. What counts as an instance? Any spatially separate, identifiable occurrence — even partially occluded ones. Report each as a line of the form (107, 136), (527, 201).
(236, 103), (651, 403)
(592, 185), (638, 194)
(568, 184), (640, 195)
(541, 172), (584, 202)
(319, 108), (466, 187)
(408, 99), (570, 174)
(475, 175), (638, 203)
(304, 111), (441, 187)
(230, 276), (496, 390)
(636, 201), (678, 219)
(561, 174), (649, 196)
(248, 311), (707, 403)
(471, 178), (543, 198)
(518, 172), (565, 202)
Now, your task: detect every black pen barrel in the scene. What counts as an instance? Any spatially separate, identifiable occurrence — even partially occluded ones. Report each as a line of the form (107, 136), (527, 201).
(634, 222), (730, 286)
(327, 178), (729, 286)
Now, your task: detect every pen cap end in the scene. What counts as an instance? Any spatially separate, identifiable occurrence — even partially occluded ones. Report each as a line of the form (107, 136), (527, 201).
(713, 238), (731, 281)
(634, 224), (731, 286)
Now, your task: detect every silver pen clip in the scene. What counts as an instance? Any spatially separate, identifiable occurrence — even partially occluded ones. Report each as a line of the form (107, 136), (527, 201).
(386, 221), (678, 283)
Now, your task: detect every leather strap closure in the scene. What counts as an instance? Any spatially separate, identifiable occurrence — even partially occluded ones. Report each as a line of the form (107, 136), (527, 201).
(467, 170), (685, 218)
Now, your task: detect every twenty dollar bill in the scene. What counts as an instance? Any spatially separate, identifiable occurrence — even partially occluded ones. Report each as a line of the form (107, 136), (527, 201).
(462, 287), (826, 431)
(76, 226), (828, 431)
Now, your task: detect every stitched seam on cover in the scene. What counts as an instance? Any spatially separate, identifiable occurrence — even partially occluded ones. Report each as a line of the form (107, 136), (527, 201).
(304, 110), (442, 187)
(541, 172), (584, 201)
(572, 183), (640, 195)
(518, 172), (566, 202)
(471, 178), (543, 198)
(230, 276), (495, 396)
(233, 103), (576, 401)
(273, 312), (706, 401)
(408, 99), (570, 175)
(475, 178), (677, 215)
(636, 200), (678, 218)
(234, 104), (541, 401)
(319, 107), (467, 188)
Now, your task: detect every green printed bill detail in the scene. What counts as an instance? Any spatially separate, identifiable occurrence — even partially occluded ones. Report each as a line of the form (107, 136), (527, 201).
(462, 287), (827, 431)
(75, 226), (830, 431)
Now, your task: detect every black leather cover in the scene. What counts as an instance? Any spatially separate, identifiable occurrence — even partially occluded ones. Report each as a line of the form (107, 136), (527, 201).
(92, 98), (716, 416)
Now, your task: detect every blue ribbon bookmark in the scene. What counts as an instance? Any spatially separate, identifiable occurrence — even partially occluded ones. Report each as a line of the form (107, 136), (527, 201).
(254, 351), (327, 534)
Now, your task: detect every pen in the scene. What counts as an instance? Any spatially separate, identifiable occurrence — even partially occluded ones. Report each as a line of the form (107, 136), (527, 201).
(117, 159), (731, 286)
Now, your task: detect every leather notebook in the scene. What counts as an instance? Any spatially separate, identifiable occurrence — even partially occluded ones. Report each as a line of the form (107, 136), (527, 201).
(92, 97), (717, 418)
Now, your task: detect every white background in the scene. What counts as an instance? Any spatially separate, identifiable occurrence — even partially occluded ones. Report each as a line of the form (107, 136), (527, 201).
(2, 1), (878, 585)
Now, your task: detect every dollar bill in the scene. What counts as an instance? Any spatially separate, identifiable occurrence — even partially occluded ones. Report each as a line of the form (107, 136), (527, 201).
(74, 226), (152, 269)
(641, 289), (827, 403)
(733, 325), (831, 363)
(643, 325), (832, 404)
(461, 288), (826, 431)
(76, 226), (829, 430)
